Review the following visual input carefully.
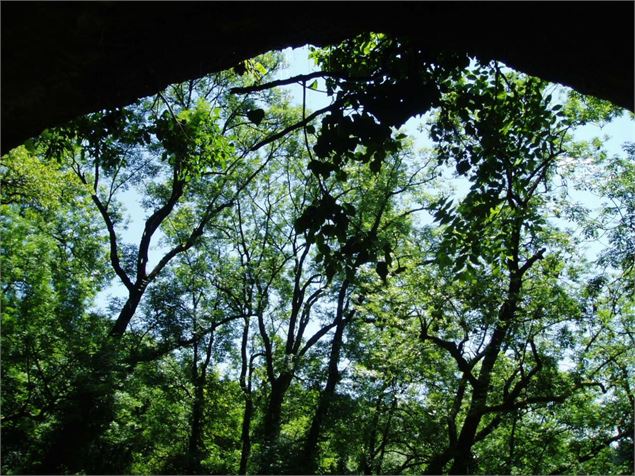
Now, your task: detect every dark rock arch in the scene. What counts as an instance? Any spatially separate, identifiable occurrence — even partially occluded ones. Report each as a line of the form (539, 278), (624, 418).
(2, 2), (633, 153)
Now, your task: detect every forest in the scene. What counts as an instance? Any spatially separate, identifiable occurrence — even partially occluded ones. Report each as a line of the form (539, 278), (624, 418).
(1, 34), (633, 475)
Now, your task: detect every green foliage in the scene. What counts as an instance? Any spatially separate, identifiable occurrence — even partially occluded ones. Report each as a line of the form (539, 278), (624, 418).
(1, 40), (632, 476)
(563, 89), (626, 126)
(1, 148), (111, 473)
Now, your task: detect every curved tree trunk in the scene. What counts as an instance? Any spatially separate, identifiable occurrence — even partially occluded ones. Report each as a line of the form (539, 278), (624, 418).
(187, 332), (214, 474)
(299, 280), (350, 473)
(426, 217), (536, 474)
(36, 345), (118, 474)
(239, 318), (254, 475)
(239, 395), (254, 474)
(187, 381), (205, 474)
(259, 372), (293, 474)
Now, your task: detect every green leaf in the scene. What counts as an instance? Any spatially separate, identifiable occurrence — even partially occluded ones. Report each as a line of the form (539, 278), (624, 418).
(246, 109), (265, 126)
(309, 80), (318, 90)
(376, 261), (389, 282)
(456, 160), (471, 175)
(369, 157), (382, 173)
(253, 60), (268, 76)
(233, 62), (247, 76)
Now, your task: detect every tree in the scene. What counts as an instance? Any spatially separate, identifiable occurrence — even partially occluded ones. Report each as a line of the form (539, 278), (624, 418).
(2, 37), (632, 476)
(11, 52), (300, 473)
(1, 146), (111, 472)
(297, 143), (434, 473)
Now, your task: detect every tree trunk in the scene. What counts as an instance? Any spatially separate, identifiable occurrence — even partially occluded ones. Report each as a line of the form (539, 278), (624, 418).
(239, 396), (254, 474)
(40, 289), (145, 471)
(449, 241), (527, 473)
(187, 333), (214, 474)
(360, 394), (382, 475)
(505, 410), (519, 474)
(110, 289), (143, 337)
(259, 372), (293, 474)
(423, 451), (453, 475)
(376, 397), (397, 474)
(239, 317), (253, 474)
(36, 347), (118, 473)
(299, 281), (349, 473)
(427, 259), (525, 474)
(300, 391), (332, 474)
(446, 323), (510, 474)
(448, 437), (476, 474)
(187, 380), (205, 474)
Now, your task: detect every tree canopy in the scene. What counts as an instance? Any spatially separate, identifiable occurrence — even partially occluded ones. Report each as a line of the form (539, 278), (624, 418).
(1, 35), (633, 475)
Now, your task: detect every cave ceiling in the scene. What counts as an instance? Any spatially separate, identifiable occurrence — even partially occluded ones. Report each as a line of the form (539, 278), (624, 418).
(2, 2), (633, 153)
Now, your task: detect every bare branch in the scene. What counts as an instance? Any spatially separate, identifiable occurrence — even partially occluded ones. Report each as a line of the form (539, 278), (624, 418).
(249, 102), (341, 152)
(90, 194), (133, 291)
(519, 247), (546, 276)
(230, 72), (366, 95)
(420, 328), (479, 387)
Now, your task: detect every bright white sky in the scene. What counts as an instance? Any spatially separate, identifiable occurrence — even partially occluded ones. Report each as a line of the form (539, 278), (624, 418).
(93, 46), (634, 314)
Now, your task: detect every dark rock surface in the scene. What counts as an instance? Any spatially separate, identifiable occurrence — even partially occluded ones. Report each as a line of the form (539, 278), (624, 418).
(2, 2), (633, 153)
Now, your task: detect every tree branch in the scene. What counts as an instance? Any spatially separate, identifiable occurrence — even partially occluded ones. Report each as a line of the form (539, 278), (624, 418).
(420, 329), (479, 387)
(519, 247), (546, 276)
(549, 429), (632, 475)
(249, 102), (340, 152)
(299, 320), (338, 358)
(136, 169), (186, 282)
(229, 72), (365, 95)
(90, 194), (133, 291)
